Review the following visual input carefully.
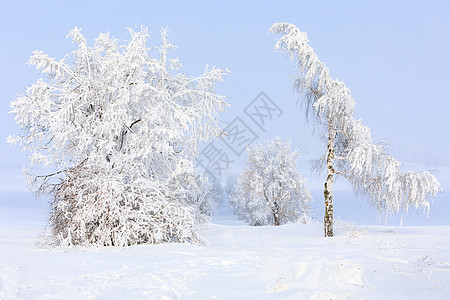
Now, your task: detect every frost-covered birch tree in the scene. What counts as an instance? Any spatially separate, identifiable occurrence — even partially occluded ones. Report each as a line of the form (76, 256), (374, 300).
(270, 23), (441, 237)
(8, 26), (229, 246)
(231, 137), (312, 226)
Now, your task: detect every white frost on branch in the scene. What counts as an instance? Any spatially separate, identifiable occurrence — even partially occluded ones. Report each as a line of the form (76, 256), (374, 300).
(270, 22), (441, 221)
(9, 26), (229, 246)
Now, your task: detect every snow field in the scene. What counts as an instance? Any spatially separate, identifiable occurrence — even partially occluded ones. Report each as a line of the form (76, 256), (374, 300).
(1, 212), (450, 299)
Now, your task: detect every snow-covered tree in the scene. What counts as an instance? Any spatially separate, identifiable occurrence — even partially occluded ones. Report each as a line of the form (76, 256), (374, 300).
(8, 26), (229, 246)
(183, 174), (220, 223)
(231, 137), (312, 226)
(270, 23), (442, 237)
(225, 174), (239, 197)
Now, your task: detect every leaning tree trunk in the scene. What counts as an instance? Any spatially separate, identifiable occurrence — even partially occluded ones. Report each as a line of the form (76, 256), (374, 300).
(324, 124), (335, 237)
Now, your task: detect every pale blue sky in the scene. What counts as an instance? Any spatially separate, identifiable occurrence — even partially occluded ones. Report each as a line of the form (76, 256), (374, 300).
(1, 0), (449, 224)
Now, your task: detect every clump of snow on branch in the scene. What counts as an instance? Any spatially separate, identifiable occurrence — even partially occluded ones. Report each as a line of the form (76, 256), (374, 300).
(270, 22), (441, 219)
(9, 26), (229, 246)
(231, 137), (312, 226)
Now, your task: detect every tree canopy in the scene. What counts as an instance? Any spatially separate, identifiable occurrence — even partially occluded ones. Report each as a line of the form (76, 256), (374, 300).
(9, 26), (229, 246)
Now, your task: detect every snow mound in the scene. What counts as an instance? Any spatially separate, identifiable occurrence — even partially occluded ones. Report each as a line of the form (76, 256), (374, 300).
(260, 257), (363, 299)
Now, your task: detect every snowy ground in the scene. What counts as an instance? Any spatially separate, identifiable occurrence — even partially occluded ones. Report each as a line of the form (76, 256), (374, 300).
(1, 195), (450, 299)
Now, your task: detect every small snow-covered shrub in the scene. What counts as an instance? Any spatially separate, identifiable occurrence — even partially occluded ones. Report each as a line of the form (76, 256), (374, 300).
(231, 137), (312, 226)
(50, 168), (199, 246)
(9, 26), (228, 246)
(183, 175), (220, 223)
(225, 174), (238, 197)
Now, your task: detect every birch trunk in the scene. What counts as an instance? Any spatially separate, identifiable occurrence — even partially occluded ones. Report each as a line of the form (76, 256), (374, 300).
(324, 125), (335, 237)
